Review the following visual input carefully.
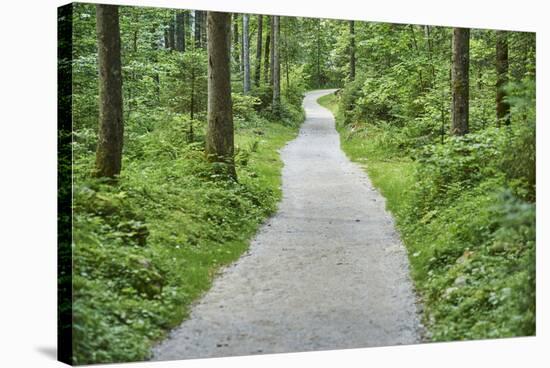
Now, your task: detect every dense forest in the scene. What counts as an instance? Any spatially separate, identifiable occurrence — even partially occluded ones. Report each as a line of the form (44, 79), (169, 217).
(61, 3), (535, 364)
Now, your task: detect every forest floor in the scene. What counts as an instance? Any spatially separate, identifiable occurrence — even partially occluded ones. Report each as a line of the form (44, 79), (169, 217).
(152, 90), (423, 361)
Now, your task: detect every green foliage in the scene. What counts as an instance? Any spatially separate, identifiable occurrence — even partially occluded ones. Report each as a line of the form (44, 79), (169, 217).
(400, 185), (535, 341)
(232, 92), (262, 125)
(72, 113), (300, 364)
(501, 78), (536, 200)
(411, 129), (506, 216)
(283, 64), (308, 107)
(166, 50), (208, 118)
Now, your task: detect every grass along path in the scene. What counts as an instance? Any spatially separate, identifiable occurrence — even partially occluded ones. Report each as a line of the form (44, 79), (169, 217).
(72, 116), (301, 364)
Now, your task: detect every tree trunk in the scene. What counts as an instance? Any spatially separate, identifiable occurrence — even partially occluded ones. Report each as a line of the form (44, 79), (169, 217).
(95, 4), (123, 178)
(201, 11), (207, 47)
(243, 14), (251, 93)
(496, 30), (510, 126)
(175, 11), (185, 52)
(240, 17), (244, 75)
(168, 15), (175, 50)
(284, 19), (290, 93)
(206, 11), (236, 179)
(272, 16), (281, 115)
(254, 15), (263, 86)
(349, 20), (356, 81)
(264, 19), (271, 84)
(451, 27), (470, 136)
(194, 10), (201, 48)
(232, 14), (240, 73)
(270, 16), (275, 87)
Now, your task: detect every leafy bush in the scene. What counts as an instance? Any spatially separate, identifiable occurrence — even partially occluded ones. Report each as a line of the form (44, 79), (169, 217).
(410, 129), (506, 216)
(232, 92), (262, 121)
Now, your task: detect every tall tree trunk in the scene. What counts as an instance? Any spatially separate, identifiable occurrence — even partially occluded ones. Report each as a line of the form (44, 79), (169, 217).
(242, 14), (251, 93)
(232, 14), (240, 73)
(175, 11), (185, 52)
(269, 16), (275, 87)
(272, 16), (281, 115)
(496, 30), (510, 126)
(206, 11), (236, 179)
(240, 17), (244, 75)
(264, 19), (271, 84)
(194, 10), (201, 48)
(95, 4), (123, 178)
(254, 15), (263, 86)
(284, 19), (290, 94)
(451, 27), (470, 136)
(168, 15), (175, 50)
(349, 20), (356, 81)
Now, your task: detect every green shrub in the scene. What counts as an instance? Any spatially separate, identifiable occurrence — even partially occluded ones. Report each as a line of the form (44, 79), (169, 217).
(410, 129), (506, 217)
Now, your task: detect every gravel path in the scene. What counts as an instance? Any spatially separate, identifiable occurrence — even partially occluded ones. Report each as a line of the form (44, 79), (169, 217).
(152, 89), (422, 361)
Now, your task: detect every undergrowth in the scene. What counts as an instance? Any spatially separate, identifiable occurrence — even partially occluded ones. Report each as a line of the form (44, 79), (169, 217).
(318, 92), (535, 342)
(72, 100), (303, 364)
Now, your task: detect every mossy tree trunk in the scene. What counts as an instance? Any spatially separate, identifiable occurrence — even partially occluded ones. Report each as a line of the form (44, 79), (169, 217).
(496, 30), (510, 126)
(206, 11), (236, 179)
(95, 4), (123, 178)
(451, 27), (470, 136)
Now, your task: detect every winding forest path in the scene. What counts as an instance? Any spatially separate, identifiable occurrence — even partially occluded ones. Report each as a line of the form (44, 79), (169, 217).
(152, 90), (422, 361)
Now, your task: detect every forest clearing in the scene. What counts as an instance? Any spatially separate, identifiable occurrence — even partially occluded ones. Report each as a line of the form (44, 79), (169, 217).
(59, 3), (535, 365)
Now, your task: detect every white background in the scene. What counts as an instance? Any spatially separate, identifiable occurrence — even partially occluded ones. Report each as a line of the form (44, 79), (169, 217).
(0, 0), (546, 366)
